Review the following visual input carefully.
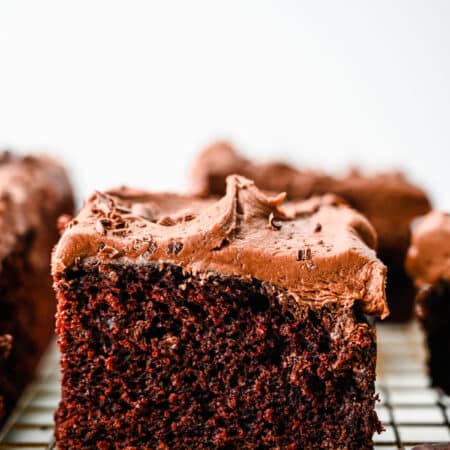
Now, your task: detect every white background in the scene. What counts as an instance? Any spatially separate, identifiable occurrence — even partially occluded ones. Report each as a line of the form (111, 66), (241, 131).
(0, 1), (449, 207)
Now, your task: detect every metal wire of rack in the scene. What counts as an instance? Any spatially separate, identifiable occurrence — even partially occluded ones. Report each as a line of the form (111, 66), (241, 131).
(0, 345), (59, 450)
(0, 321), (449, 449)
(375, 322), (450, 449)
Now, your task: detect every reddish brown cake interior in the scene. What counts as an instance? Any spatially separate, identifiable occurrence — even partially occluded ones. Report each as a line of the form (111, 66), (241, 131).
(53, 176), (387, 449)
(0, 152), (73, 425)
(191, 141), (431, 321)
(406, 211), (450, 394)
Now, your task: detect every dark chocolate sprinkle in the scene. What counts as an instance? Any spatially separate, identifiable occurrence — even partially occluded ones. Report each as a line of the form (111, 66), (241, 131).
(168, 241), (183, 255)
(183, 213), (197, 222)
(158, 216), (177, 226)
(296, 247), (312, 261)
(111, 229), (131, 237)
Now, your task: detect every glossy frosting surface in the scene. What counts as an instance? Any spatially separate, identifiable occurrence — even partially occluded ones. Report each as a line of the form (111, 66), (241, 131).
(53, 176), (388, 318)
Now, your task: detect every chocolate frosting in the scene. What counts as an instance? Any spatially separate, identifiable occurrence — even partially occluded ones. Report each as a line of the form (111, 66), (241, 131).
(53, 175), (388, 318)
(0, 152), (73, 265)
(191, 141), (431, 259)
(406, 211), (450, 286)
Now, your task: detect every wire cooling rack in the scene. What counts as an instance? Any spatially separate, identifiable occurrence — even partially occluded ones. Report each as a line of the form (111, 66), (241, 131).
(0, 321), (449, 450)
(0, 345), (59, 450)
(375, 321), (450, 449)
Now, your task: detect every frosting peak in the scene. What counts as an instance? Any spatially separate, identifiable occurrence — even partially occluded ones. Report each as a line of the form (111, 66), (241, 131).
(53, 176), (388, 319)
(222, 174), (286, 222)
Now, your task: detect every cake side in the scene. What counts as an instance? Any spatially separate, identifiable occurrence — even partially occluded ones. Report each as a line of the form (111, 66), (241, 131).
(53, 175), (388, 319)
(54, 261), (382, 449)
(406, 211), (450, 394)
(0, 152), (74, 424)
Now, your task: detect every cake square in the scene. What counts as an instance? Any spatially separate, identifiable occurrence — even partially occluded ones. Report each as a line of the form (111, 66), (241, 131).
(0, 152), (73, 425)
(53, 176), (387, 449)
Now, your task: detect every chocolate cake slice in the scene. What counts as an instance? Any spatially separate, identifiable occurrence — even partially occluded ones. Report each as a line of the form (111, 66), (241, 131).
(406, 211), (450, 394)
(53, 176), (388, 449)
(0, 152), (73, 425)
(191, 141), (431, 321)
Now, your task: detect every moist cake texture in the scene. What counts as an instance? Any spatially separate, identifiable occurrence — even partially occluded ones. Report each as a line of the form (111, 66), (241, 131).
(53, 176), (387, 449)
(191, 141), (431, 321)
(406, 211), (450, 394)
(0, 152), (73, 425)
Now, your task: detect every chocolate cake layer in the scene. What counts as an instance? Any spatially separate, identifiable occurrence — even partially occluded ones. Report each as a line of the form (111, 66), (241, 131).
(53, 176), (387, 449)
(406, 211), (450, 394)
(191, 141), (431, 321)
(0, 152), (74, 425)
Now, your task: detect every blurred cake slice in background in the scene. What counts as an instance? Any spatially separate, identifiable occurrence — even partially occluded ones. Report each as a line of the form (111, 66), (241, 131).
(406, 211), (450, 394)
(191, 141), (432, 321)
(0, 152), (74, 426)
